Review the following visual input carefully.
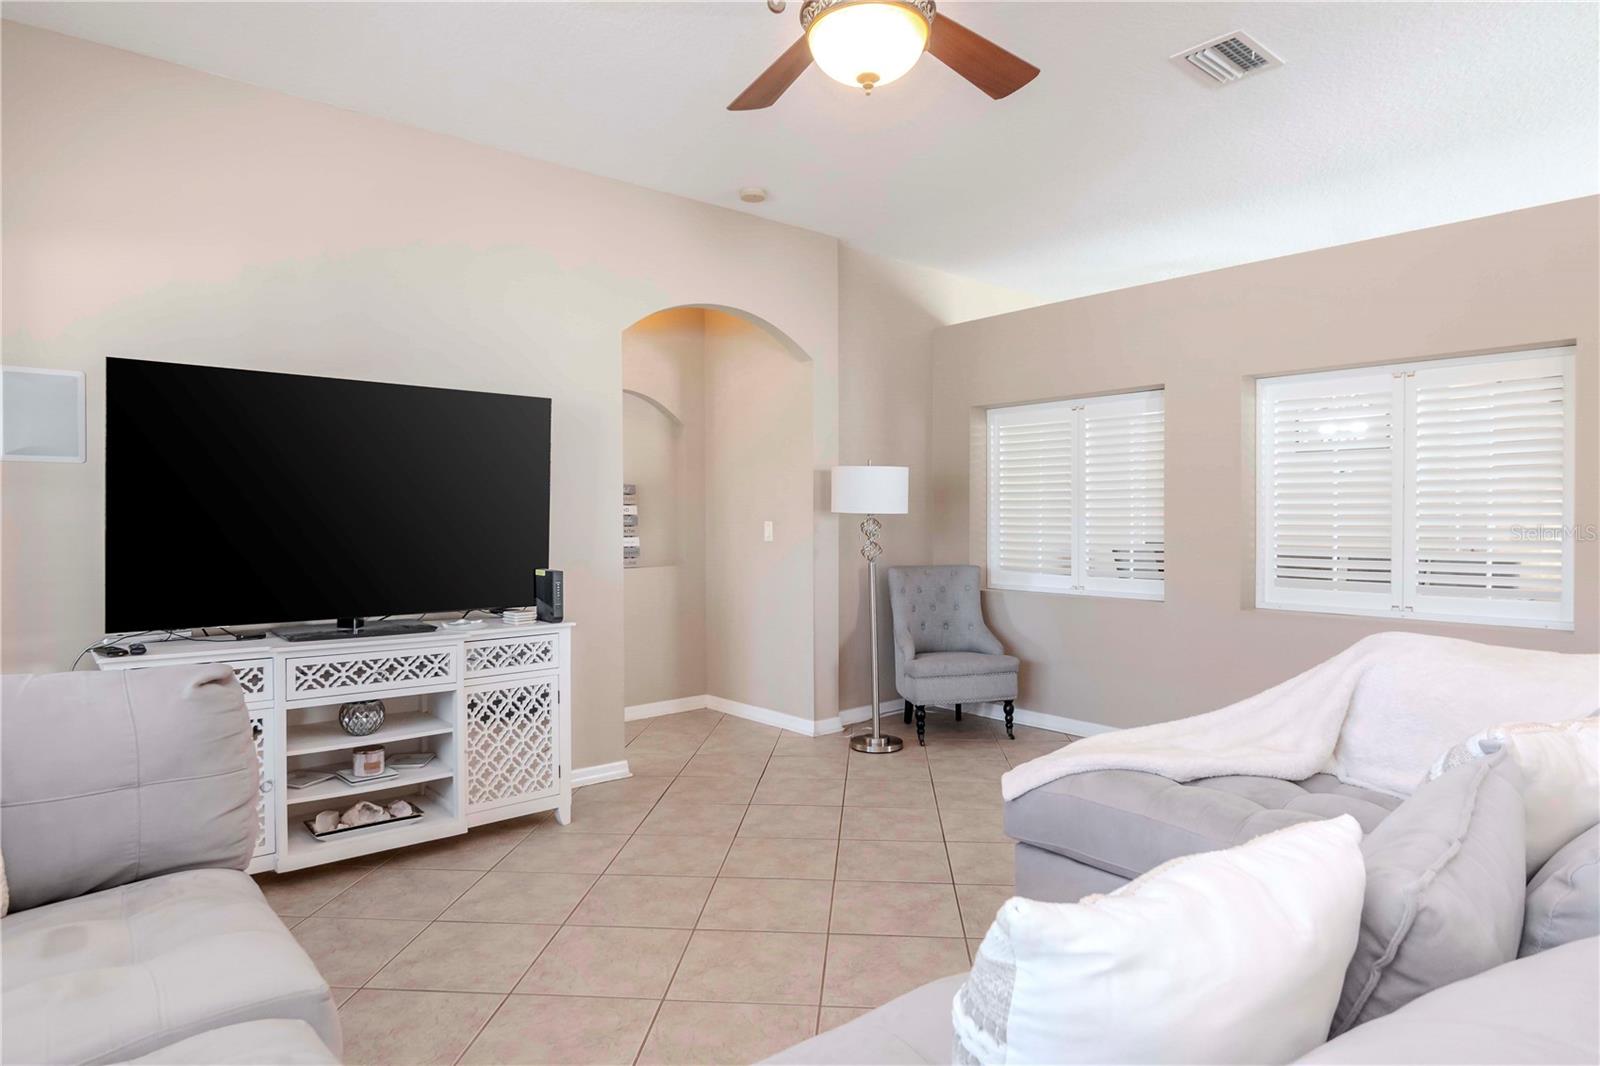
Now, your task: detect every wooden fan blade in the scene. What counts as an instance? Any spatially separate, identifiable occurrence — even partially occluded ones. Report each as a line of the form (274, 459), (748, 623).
(729, 35), (813, 111)
(927, 14), (1039, 100)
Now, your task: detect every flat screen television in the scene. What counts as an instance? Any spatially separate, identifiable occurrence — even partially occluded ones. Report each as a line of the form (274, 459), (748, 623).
(105, 358), (551, 636)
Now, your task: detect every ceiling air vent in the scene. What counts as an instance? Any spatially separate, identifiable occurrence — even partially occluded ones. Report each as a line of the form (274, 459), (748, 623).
(1172, 31), (1283, 86)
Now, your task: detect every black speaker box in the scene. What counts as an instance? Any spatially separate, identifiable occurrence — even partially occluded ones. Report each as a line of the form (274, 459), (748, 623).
(535, 569), (564, 623)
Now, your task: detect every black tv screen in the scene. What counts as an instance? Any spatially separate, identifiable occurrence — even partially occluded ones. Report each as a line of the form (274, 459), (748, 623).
(106, 358), (551, 633)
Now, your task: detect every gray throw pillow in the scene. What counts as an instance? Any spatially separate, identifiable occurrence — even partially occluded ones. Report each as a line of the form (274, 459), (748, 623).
(1521, 824), (1599, 957)
(1332, 750), (1526, 1035)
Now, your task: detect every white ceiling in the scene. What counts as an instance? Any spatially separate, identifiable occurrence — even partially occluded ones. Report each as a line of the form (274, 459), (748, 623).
(6, 1), (1597, 300)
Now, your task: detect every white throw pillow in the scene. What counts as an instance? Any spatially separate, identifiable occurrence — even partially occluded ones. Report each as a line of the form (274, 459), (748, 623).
(952, 816), (1366, 1066)
(1429, 715), (1600, 876)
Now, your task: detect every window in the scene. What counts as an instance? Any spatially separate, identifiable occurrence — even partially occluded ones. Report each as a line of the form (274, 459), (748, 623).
(986, 389), (1164, 598)
(1256, 347), (1574, 629)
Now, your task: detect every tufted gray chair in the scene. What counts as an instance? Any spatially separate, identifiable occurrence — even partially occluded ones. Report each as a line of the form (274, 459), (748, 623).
(887, 565), (1018, 745)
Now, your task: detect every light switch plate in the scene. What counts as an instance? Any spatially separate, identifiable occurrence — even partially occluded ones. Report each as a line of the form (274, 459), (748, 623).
(763, 520), (774, 542)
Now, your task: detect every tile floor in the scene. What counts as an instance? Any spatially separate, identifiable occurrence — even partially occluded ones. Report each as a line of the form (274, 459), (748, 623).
(256, 707), (1075, 1065)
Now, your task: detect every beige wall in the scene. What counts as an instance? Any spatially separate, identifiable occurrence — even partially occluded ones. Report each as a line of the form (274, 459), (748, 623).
(930, 197), (1600, 731)
(836, 247), (1038, 712)
(0, 24), (846, 769)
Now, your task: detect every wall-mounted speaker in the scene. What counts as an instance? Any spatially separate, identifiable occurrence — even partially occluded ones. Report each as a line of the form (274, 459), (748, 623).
(2, 366), (86, 463)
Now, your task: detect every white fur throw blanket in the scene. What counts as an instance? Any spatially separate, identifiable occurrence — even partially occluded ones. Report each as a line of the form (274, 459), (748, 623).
(1002, 632), (1600, 802)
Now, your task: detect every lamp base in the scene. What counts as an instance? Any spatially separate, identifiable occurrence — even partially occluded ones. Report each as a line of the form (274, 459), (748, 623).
(850, 732), (904, 754)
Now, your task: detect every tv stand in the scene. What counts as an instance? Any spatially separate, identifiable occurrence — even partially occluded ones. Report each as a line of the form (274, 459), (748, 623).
(271, 619), (438, 643)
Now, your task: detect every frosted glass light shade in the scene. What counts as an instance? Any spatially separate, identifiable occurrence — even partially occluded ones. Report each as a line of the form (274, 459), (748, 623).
(807, 2), (930, 91)
(832, 465), (909, 515)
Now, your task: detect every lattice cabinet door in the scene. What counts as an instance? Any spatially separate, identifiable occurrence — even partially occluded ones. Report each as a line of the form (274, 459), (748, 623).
(465, 675), (559, 814)
(250, 713), (276, 857)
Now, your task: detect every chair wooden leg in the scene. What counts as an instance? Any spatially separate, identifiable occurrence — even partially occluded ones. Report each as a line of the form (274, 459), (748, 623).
(903, 700), (913, 725)
(1003, 699), (1015, 739)
(954, 703), (962, 722)
(915, 705), (927, 746)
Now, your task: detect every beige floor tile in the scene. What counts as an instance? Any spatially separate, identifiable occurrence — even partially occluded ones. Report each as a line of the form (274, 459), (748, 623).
(662, 774), (757, 805)
(331, 986), (360, 1007)
(680, 751), (767, 780)
(931, 778), (1002, 809)
(936, 804), (1010, 843)
(698, 877), (833, 932)
(737, 804), (841, 839)
(340, 988), (503, 1066)
(624, 719), (650, 742)
(1003, 742), (1063, 768)
(843, 776), (936, 807)
(917, 712), (1004, 741)
(567, 874), (714, 928)
(636, 799), (749, 837)
(821, 934), (970, 1008)
(835, 839), (951, 883)
(626, 730), (706, 756)
(761, 755), (847, 781)
(577, 773), (674, 805)
(368, 921), (558, 993)
(830, 880), (962, 937)
(818, 1006), (870, 1033)
(254, 864), (381, 917)
(719, 836), (837, 880)
(494, 831), (628, 874)
(561, 797), (656, 835)
(380, 824), (531, 871)
(945, 842), (1015, 885)
(440, 871), (597, 924)
(643, 708), (722, 731)
(927, 747), (1009, 772)
(667, 930), (827, 1005)
(638, 1001), (817, 1065)
(316, 867), (482, 922)
(955, 883), (1014, 940)
(930, 760), (1006, 785)
(752, 776), (845, 806)
(968, 937), (985, 962)
(462, 995), (658, 1066)
(292, 916), (429, 987)
(608, 833), (733, 876)
(773, 733), (853, 756)
(625, 750), (694, 777)
(515, 925), (690, 998)
(848, 750), (931, 774)
(839, 805), (944, 842)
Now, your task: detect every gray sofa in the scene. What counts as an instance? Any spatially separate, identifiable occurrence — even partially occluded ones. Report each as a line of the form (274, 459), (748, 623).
(772, 763), (1599, 1065)
(1, 666), (340, 1066)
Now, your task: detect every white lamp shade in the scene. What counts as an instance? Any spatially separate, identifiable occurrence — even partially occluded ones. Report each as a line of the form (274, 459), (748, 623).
(831, 465), (909, 515)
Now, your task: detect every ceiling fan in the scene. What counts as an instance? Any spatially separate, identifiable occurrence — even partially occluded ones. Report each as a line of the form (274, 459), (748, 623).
(729, 0), (1039, 111)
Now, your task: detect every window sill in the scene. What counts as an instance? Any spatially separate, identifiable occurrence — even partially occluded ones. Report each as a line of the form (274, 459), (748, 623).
(1255, 600), (1574, 632)
(986, 583), (1164, 603)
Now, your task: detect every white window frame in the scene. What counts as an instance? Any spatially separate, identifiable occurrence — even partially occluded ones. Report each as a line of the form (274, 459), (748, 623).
(1256, 347), (1575, 630)
(986, 389), (1164, 601)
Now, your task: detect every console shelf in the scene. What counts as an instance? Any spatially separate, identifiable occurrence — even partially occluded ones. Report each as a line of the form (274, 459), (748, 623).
(286, 711), (454, 757)
(93, 622), (574, 874)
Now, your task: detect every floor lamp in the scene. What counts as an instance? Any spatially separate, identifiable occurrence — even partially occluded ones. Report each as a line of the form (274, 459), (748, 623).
(832, 464), (908, 754)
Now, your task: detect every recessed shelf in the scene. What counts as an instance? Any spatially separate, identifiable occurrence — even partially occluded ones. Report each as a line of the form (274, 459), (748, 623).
(284, 764), (455, 806)
(285, 711), (453, 757)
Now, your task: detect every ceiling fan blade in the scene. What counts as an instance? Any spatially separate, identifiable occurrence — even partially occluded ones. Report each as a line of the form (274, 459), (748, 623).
(728, 35), (813, 111)
(927, 14), (1039, 100)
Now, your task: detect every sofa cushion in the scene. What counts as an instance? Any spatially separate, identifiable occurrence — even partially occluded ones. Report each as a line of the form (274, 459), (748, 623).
(127, 1020), (338, 1065)
(1522, 825), (1599, 957)
(1297, 937), (1599, 1065)
(1333, 751), (1526, 1035)
(1, 869), (340, 1065)
(904, 652), (1020, 679)
(1005, 769), (1400, 879)
(762, 975), (964, 1064)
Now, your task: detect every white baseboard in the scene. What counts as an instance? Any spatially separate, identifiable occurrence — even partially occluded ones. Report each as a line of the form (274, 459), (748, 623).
(624, 696), (708, 722)
(836, 700), (1117, 738)
(705, 695), (834, 737)
(571, 760), (631, 788)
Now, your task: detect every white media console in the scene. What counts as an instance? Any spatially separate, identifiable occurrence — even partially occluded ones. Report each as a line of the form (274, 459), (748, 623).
(94, 621), (574, 873)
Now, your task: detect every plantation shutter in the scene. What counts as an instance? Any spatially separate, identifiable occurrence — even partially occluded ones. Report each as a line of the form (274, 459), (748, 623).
(987, 400), (1076, 592)
(987, 390), (1165, 598)
(1257, 370), (1400, 613)
(1082, 391), (1165, 594)
(1404, 352), (1572, 624)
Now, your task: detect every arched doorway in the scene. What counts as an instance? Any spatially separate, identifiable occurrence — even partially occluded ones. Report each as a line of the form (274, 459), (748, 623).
(620, 306), (816, 727)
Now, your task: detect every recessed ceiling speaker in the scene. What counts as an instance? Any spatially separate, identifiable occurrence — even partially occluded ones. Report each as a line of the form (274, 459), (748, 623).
(2, 366), (86, 463)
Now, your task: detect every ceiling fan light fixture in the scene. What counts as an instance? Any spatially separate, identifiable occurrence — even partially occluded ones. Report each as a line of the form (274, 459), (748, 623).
(802, 0), (934, 93)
